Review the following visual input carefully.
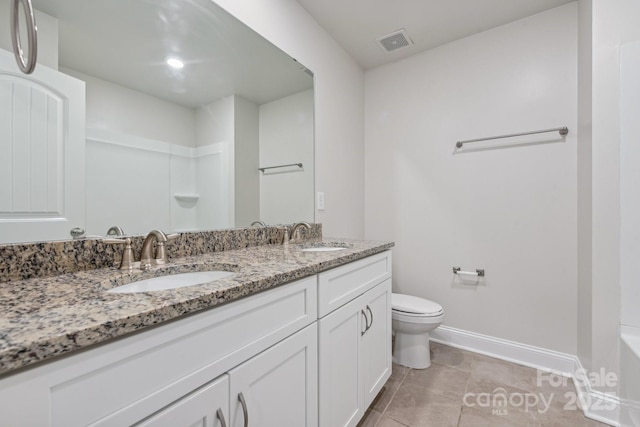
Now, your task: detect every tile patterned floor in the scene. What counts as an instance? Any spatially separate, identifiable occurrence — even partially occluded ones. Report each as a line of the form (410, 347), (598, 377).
(358, 342), (609, 427)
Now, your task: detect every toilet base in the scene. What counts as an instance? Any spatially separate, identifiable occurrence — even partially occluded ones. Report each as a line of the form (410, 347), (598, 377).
(393, 331), (431, 369)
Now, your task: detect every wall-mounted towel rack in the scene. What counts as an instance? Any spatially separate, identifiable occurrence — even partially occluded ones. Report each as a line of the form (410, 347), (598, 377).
(258, 163), (303, 172)
(453, 266), (485, 277)
(455, 127), (568, 149)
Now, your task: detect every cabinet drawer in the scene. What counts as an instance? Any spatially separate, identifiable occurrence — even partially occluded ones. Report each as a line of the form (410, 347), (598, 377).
(42, 276), (317, 427)
(317, 251), (391, 317)
(134, 374), (229, 427)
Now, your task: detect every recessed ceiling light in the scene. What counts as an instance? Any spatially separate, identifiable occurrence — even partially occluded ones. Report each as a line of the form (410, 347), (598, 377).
(166, 57), (184, 69)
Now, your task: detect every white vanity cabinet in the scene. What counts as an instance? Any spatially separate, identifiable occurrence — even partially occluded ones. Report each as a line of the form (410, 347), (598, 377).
(317, 251), (392, 427)
(139, 323), (318, 427)
(0, 249), (392, 427)
(0, 275), (317, 427)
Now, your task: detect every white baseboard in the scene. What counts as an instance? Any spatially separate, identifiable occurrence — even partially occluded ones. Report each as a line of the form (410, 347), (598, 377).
(573, 357), (621, 426)
(430, 325), (577, 375)
(430, 325), (620, 426)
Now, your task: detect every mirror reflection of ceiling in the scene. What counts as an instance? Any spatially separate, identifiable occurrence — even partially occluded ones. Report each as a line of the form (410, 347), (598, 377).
(32, 0), (313, 108)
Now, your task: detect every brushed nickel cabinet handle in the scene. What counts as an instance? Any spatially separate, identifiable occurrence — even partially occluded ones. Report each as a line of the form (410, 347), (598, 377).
(361, 309), (369, 336)
(10, 0), (38, 74)
(216, 408), (227, 427)
(366, 305), (374, 332)
(238, 392), (249, 427)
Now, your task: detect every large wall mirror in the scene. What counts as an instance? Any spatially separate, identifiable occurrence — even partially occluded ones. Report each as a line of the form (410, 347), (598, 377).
(0, 0), (314, 244)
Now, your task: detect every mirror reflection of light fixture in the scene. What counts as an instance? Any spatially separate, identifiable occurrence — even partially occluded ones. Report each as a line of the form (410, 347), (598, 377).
(166, 57), (184, 69)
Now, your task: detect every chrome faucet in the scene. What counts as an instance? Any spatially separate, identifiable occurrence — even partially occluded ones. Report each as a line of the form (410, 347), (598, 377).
(289, 222), (311, 243)
(251, 220), (267, 227)
(139, 229), (179, 270)
(140, 230), (167, 270)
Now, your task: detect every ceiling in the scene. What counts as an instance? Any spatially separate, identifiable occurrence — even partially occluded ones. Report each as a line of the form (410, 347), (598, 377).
(296, 0), (575, 69)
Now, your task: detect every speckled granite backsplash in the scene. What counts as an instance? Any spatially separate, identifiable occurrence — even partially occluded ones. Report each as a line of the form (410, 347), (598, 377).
(0, 224), (321, 283)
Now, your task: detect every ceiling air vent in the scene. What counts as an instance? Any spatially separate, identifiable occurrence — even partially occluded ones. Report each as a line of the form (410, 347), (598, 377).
(376, 29), (413, 53)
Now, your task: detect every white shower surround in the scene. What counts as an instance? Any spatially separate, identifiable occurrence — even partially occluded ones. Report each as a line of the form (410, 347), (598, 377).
(619, 40), (640, 427)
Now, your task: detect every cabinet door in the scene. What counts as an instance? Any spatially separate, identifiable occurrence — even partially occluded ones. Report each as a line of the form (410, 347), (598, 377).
(135, 374), (229, 427)
(229, 324), (318, 427)
(318, 296), (367, 427)
(360, 279), (392, 407)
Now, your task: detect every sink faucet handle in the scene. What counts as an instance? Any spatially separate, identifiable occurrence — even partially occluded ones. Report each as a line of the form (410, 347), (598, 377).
(106, 225), (125, 236)
(155, 233), (180, 264)
(103, 237), (135, 271)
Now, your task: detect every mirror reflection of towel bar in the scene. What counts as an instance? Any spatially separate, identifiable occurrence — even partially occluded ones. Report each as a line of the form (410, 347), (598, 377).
(453, 266), (485, 277)
(258, 163), (303, 172)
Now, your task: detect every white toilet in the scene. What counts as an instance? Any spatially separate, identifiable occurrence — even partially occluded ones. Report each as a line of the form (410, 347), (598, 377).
(391, 293), (444, 369)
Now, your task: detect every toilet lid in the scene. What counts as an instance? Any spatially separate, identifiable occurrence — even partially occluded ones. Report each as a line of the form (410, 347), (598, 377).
(392, 293), (443, 316)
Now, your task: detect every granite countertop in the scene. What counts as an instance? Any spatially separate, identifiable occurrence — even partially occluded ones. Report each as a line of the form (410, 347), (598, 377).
(0, 238), (393, 375)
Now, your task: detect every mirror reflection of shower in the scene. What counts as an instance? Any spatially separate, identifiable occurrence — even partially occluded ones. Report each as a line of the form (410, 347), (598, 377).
(0, 0), (314, 244)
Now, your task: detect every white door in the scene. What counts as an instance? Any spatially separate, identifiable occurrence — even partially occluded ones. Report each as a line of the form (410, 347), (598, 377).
(318, 296), (366, 427)
(361, 279), (392, 408)
(135, 375), (229, 427)
(0, 48), (85, 243)
(229, 324), (318, 427)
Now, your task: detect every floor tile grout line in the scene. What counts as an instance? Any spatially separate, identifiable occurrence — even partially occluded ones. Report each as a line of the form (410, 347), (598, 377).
(430, 359), (472, 375)
(455, 361), (473, 427)
(456, 380), (480, 426)
(455, 402), (464, 427)
(375, 366), (411, 427)
(380, 412), (412, 427)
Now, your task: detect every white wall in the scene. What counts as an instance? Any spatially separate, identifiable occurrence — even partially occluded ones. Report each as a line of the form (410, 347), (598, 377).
(577, 0), (594, 375)
(259, 89), (314, 225)
(195, 96), (234, 229)
(64, 68), (197, 147)
(234, 96), (260, 227)
(365, 4), (578, 354)
(211, 0), (365, 238)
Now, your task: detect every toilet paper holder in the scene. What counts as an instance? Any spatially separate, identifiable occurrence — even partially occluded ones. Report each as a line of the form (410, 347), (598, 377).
(453, 266), (485, 277)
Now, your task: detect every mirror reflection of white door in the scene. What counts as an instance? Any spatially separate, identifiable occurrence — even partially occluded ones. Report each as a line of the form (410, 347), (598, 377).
(0, 49), (85, 244)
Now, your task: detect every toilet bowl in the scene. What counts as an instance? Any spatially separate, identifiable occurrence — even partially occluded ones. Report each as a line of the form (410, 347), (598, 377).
(392, 293), (444, 369)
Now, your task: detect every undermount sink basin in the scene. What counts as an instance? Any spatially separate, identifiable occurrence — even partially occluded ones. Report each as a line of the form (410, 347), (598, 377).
(298, 242), (350, 252)
(107, 271), (235, 294)
(300, 247), (347, 252)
